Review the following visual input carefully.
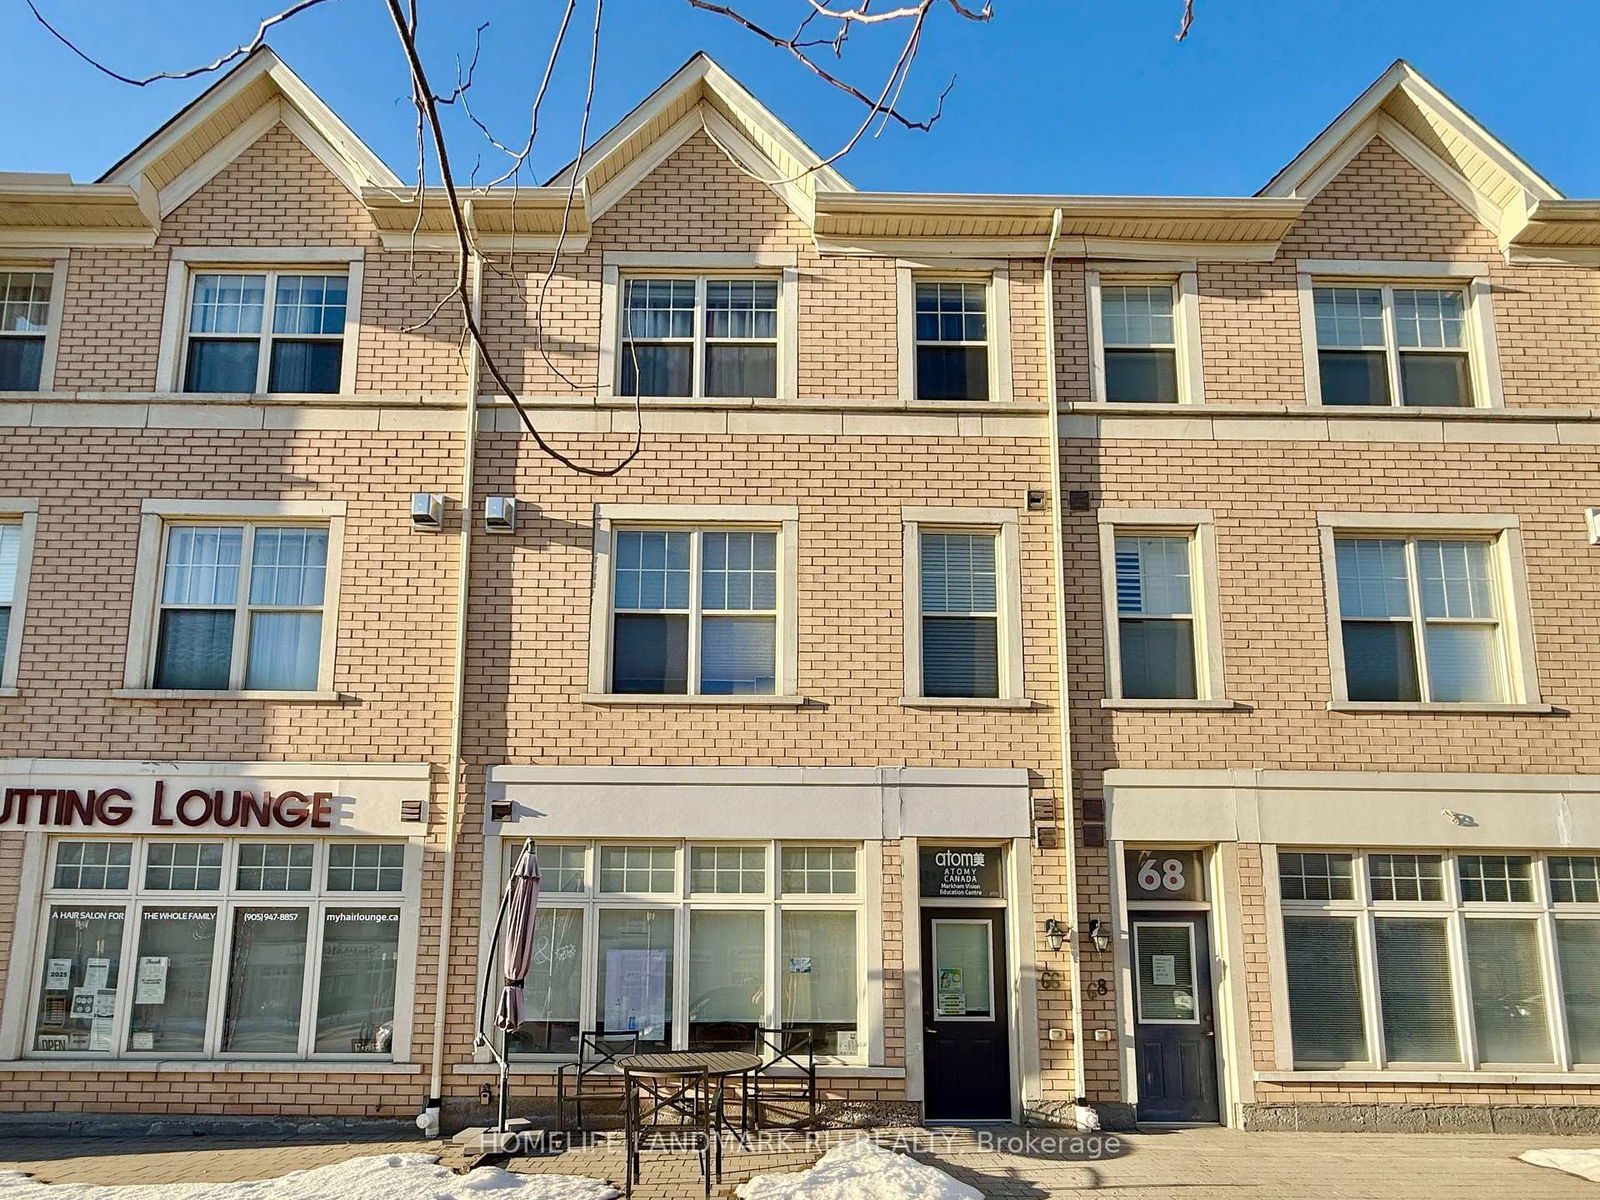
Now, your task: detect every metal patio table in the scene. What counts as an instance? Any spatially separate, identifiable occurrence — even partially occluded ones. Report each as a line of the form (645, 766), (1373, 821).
(617, 1050), (763, 1141)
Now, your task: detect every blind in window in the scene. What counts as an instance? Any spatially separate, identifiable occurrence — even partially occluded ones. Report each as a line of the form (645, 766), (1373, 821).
(1284, 916), (1368, 1063)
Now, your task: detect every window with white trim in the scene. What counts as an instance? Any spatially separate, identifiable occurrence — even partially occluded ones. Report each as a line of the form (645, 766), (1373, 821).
(618, 276), (778, 399)
(1312, 284), (1473, 408)
(1100, 283), (1179, 404)
(0, 519), (21, 677)
(500, 841), (864, 1060)
(609, 527), (779, 696)
(1113, 533), (1199, 699)
(1277, 848), (1600, 1071)
(150, 522), (331, 692)
(914, 280), (989, 401)
(0, 269), (53, 391)
(29, 837), (410, 1059)
(182, 271), (349, 394)
(1333, 536), (1506, 703)
(917, 529), (1000, 698)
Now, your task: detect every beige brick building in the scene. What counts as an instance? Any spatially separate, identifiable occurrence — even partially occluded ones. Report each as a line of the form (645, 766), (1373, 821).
(1, 48), (1597, 1135)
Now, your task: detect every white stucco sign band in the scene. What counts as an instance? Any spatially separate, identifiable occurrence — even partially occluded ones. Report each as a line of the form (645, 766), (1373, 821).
(0, 760), (431, 837)
(485, 765), (1032, 840)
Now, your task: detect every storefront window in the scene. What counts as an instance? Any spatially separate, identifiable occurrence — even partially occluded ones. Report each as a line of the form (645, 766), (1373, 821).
(29, 837), (411, 1060)
(689, 909), (764, 1049)
(499, 840), (867, 1060)
(129, 907), (219, 1053)
(597, 908), (674, 1048)
(1278, 847), (1593, 1072)
(507, 907), (584, 1055)
(31, 906), (126, 1052)
(222, 907), (309, 1053)
(780, 910), (859, 1055)
(314, 908), (401, 1053)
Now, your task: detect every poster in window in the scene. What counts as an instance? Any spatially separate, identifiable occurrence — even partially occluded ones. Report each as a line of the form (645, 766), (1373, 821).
(45, 959), (72, 991)
(135, 957), (169, 1006)
(130, 1031), (155, 1051)
(786, 957), (812, 974)
(89, 1015), (115, 1052)
(94, 988), (117, 1019)
(603, 948), (668, 1037)
(1151, 954), (1177, 987)
(70, 988), (95, 1019)
(42, 995), (68, 1027)
(84, 958), (110, 992)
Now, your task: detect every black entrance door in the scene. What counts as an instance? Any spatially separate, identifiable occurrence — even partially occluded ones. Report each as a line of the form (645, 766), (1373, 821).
(920, 907), (1010, 1120)
(1132, 913), (1220, 1123)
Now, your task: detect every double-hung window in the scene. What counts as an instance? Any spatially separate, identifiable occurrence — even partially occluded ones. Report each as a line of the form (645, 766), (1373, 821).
(917, 529), (1000, 698)
(1277, 848), (1600, 1072)
(1113, 534), (1198, 699)
(618, 276), (779, 399)
(29, 836), (412, 1059)
(609, 527), (779, 696)
(1100, 284), (1179, 404)
(1330, 533), (1514, 704)
(499, 840), (866, 1060)
(1311, 283), (1475, 407)
(914, 280), (990, 401)
(0, 269), (54, 392)
(152, 523), (329, 692)
(0, 519), (20, 678)
(182, 271), (349, 394)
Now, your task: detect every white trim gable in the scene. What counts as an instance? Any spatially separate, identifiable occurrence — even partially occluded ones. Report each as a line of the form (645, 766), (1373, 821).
(1261, 60), (1562, 242)
(549, 52), (850, 226)
(101, 46), (401, 204)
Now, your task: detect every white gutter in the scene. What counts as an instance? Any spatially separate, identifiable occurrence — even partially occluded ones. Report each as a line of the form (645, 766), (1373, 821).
(420, 222), (484, 1136)
(1042, 207), (1089, 1112)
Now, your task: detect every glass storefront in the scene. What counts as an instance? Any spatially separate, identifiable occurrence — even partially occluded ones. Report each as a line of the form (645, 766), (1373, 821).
(501, 840), (865, 1060)
(29, 837), (411, 1059)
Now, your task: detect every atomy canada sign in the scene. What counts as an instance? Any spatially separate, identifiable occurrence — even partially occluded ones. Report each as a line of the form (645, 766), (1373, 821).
(919, 846), (1003, 899)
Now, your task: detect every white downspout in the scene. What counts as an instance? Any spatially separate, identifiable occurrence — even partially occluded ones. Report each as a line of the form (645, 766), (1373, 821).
(420, 217), (483, 1137)
(1042, 209), (1091, 1119)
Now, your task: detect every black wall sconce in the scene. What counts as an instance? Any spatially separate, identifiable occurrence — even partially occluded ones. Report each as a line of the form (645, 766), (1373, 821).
(1044, 918), (1066, 952)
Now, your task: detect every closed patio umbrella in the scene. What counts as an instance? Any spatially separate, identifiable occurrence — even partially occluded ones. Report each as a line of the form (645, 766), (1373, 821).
(497, 841), (542, 1033)
(477, 838), (541, 1143)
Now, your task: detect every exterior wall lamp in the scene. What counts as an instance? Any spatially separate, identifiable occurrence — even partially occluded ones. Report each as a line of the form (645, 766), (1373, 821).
(1087, 918), (1111, 953)
(1044, 918), (1065, 952)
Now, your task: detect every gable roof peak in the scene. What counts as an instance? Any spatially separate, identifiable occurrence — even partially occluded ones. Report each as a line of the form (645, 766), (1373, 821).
(1260, 59), (1562, 224)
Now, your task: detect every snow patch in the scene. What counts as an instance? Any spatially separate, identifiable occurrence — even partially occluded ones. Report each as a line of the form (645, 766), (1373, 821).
(737, 1139), (980, 1200)
(0, 1153), (617, 1200)
(1520, 1147), (1600, 1183)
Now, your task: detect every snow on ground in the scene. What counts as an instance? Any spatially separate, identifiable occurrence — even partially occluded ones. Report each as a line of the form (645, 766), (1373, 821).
(1520, 1148), (1600, 1183)
(0, 1153), (618, 1200)
(737, 1140), (980, 1200)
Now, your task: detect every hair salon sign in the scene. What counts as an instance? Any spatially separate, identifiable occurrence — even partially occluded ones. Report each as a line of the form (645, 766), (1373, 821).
(0, 781), (336, 830)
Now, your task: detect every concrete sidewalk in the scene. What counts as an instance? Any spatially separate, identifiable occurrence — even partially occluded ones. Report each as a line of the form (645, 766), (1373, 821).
(2, 1124), (1598, 1197)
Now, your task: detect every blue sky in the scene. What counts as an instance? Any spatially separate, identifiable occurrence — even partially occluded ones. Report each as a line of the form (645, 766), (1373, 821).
(3, 0), (1597, 197)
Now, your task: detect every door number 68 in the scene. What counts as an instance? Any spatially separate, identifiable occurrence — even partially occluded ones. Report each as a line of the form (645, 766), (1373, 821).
(1138, 858), (1186, 892)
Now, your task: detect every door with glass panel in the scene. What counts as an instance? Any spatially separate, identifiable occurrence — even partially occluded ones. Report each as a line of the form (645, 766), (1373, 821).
(920, 909), (1010, 1120)
(1132, 915), (1219, 1123)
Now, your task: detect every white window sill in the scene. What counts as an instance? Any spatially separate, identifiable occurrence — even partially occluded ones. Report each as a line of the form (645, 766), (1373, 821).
(111, 689), (342, 703)
(1259, 1068), (1600, 1085)
(899, 696), (1034, 710)
(1100, 698), (1236, 710)
(579, 693), (808, 707)
(4, 1058), (421, 1074)
(0, 687), (18, 699)
(1327, 700), (1554, 715)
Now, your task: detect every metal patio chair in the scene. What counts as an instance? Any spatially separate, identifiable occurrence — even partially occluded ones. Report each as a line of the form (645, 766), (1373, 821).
(749, 1027), (818, 1130)
(554, 1030), (641, 1134)
(622, 1063), (723, 1197)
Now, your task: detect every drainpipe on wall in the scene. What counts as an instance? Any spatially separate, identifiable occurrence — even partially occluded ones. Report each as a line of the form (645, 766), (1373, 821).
(1041, 208), (1091, 1122)
(419, 215), (484, 1138)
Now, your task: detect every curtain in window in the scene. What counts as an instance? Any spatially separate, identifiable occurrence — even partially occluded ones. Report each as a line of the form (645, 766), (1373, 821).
(688, 910), (765, 1050)
(508, 908), (584, 1056)
(781, 910), (857, 1054)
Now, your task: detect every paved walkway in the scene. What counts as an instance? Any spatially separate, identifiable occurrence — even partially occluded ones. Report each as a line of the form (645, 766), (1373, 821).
(2, 1125), (1598, 1196)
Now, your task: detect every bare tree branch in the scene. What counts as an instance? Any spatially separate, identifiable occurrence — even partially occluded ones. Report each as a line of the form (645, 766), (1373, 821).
(1177, 0), (1196, 41)
(24, 0), (339, 86)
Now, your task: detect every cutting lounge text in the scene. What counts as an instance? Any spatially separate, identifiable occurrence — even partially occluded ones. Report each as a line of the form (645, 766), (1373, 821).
(0, 781), (336, 829)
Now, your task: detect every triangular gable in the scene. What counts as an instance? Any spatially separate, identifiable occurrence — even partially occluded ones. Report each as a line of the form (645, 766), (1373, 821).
(1260, 60), (1561, 239)
(546, 52), (852, 225)
(100, 46), (401, 219)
